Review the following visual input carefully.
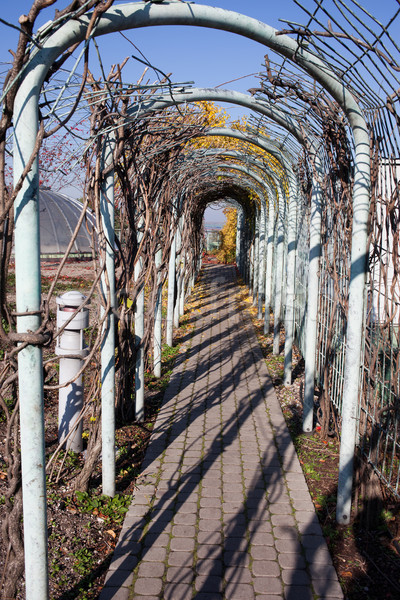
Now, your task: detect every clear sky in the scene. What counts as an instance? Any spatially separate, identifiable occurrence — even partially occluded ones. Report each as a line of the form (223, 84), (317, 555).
(0, 1), (307, 116)
(1, 0), (398, 224)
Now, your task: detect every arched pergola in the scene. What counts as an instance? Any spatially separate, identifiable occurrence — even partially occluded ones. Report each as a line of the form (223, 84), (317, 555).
(11, 3), (371, 597)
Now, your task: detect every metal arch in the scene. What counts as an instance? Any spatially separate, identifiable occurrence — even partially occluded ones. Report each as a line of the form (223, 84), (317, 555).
(128, 87), (307, 147)
(201, 149), (284, 202)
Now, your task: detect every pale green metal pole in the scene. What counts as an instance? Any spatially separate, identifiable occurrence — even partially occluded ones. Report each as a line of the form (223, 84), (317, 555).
(179, 250), (186, 318)
(265, 196), (275, 335)
(273, 185), (286, 355)
(174, 219), (182, 328)
(13, 91), (49, 600)
(236, 208), (242, 271)
(100, 133), (116, 496)
(166, 233), (176, 347)
(284, 172), (299, 386)
(252, 213), (260, 305)
(257, 201), (267, 320)
(303, 153), (323, 432)
(135, 225), (145, 422)
(154, 247), (162, 378)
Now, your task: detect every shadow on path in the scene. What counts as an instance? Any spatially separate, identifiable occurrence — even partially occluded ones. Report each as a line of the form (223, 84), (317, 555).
(97, 264), (343, 600)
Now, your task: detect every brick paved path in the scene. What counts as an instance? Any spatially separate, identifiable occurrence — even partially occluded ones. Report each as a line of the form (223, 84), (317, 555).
(100, 264), (343, 600)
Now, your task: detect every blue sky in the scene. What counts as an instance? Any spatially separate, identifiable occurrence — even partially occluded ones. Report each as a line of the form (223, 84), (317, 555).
(1, 1), (306, 111)
(1, 1), (399, 223)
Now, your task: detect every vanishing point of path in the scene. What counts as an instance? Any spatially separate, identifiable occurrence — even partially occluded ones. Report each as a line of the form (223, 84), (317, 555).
(100, 264), (343, 600)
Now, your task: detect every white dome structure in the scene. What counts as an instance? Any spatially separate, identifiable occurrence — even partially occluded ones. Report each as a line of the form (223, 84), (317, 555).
(38, 188), (96, 258)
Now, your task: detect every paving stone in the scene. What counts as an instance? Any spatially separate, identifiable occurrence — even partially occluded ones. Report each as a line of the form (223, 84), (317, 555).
(103, 569), (133, 588)
(250, 545), (277, 561)
(195, 559), (223, 575)
(176, 501), (198, 514)
(147, 508), (175, 522)
(312, 577), (344, 597)
(200, 496), (222, 507)
(166, 566), (194, 583)
(252, 560), (280, 577)
(197, 530), (222, 545)
(275, 539), (303, 554)
(140, 546), (168, 562)
(202, 486), (223, 498)
(129, 597), (159, 600)
(305, 546), (333, 564)
(268, 502), (292, 515)
(109, 552), (139, 571)
(278, 553), (306, 569)
(146, 519), (173, 534)
(301, 534), (326, 549)
(194, 593), (223, 600)
(252, 596), (283, 600)
(197, 544), (223, 559)
(142, 532), (170, 547)
(222, 457), (242, 466)
(167, 550), (193, 567)
(223, 513), (246, 527)
(195, 575), (223, 592)
(273, 526), (300, 540)
(281, 569), (310, 585)
(169, 537), (195, 552)
(291, 499), (315, 512)
(137, 561), (165, 578)
(223, 522), (247, 538)
(172, 524), (196, 538)
(271, 514), (296, 527)
(296, 520), (323, 536)
(223, 492), (245, 505)
(199, 507), (222, 520)
(224, 536), (249, 553)
(308, 562), (338, 580)
(250, 532), (274, 546)
(224, 566), (252, 583)
(223, 551), (250, 567)
(134, 577), (163, 596)
(173, 512), (197, 525)
(198, 518), (222, 532)
(223, 482), (244, 493)
(223, 463), (244, 473)
(244, 494), (269, 508)
(247, 519), (272, 533)
(112, 539), (142, 557)
(98, 587), (131, 600)
(163, 582), (193, 599)
(224, 582), (255, 599)
(223, 507), (247, 520)
(253, 577), (283, 595)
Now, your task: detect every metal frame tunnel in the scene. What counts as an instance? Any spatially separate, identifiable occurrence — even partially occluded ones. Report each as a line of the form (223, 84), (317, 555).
(11, 3), (371, 598)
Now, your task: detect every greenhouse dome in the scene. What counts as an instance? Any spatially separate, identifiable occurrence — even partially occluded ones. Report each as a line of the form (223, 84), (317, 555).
(38, 188), (96, 259)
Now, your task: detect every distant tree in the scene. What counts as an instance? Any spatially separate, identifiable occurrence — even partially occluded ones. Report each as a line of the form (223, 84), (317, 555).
(216, 207), (237, 264)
